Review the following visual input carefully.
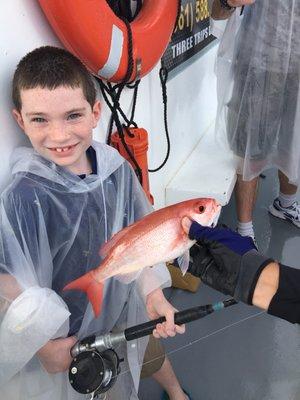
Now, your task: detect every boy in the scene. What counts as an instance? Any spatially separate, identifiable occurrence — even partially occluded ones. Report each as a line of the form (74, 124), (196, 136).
(0, 46), (187, 399)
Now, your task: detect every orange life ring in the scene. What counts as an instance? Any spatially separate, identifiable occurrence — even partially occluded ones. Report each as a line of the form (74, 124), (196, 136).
(38, 0), (178, 83)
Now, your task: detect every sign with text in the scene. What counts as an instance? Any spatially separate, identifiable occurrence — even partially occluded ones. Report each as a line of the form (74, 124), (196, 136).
(162, 0), (215, 73)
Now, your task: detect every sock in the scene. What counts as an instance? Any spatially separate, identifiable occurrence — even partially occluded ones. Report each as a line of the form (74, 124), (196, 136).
(237, 220), (254, 238)
(278, 192), (297, 208)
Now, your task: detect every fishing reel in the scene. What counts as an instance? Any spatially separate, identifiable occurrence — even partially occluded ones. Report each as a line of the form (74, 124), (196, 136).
(69, 334), (124, 398)
(68, 299), (237, 398)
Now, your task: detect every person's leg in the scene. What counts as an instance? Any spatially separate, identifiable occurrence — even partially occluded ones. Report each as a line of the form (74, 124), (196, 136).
(141, 336), (188, 400)
(278, 170), (297, 196)
(235, 174), (259, 238)
(269, 170), (300, 227)
(152, 357), (187, 400)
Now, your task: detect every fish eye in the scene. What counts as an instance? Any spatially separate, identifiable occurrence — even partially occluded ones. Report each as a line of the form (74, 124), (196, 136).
(199, 205), (205, 213)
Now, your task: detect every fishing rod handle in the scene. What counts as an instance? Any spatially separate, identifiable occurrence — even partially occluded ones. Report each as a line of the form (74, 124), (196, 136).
(125, 304), (213, 341)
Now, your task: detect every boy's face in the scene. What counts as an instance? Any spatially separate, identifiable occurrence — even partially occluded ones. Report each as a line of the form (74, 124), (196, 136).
(13, 85), (101, 175)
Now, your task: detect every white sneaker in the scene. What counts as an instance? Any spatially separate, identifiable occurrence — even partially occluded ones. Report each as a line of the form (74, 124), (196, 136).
(269, 198), (300, 228)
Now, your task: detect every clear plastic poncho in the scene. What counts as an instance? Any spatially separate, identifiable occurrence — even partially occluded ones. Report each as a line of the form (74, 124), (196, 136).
(0, 140), (170, 400)
(214, 0), (300, 183)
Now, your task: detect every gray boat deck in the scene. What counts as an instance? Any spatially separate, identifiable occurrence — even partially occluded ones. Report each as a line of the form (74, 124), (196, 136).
(139, 169), (300, 400)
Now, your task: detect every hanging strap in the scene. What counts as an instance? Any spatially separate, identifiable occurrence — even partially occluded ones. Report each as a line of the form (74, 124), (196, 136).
(148, 65), (171, 172)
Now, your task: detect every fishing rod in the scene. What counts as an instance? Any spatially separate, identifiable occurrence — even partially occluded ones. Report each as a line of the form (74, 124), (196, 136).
(68, 298), (237, 399)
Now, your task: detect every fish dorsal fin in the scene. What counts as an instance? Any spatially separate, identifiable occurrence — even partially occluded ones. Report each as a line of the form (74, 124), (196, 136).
(99, 224), (134, 258)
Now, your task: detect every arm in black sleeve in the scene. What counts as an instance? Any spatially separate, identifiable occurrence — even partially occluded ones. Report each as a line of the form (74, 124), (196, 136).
(188, 223), (273, 304)
(268, 264), (300, 324)
(188, 223), (300, 325)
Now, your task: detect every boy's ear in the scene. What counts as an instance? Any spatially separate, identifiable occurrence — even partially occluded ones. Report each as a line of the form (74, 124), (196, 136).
(92, 100), (101, 128)
(12, 109), (25, 131)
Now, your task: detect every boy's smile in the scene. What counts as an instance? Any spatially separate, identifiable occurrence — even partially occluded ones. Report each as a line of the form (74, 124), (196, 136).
(13, 86), (101, 175)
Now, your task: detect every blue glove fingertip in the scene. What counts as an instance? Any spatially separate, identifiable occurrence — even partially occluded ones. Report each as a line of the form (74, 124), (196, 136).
(189, 223), (257, 255)
(189, 222), (211, 240)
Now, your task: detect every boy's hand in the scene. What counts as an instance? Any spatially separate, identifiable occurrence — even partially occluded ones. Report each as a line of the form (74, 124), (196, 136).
(146, 288), (185, 339)
(37, 336), (77, 374)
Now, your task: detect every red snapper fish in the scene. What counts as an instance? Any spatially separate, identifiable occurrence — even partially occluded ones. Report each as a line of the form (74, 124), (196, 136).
(64, 198), (221, 316)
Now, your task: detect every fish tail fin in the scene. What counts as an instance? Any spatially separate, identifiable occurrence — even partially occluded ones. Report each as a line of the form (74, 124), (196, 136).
(63, 271), (104, 317)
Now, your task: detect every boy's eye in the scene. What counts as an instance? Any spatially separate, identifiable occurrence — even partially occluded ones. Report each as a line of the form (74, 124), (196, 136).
(31, 117), (46, 123)
(68, 113), (82, 120)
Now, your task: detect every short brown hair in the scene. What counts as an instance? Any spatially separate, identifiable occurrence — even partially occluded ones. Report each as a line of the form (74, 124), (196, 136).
(12, 46), (96, 111)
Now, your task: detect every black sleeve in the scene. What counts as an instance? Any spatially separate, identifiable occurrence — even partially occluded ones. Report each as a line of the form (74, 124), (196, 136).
(267, 263), (300, 324)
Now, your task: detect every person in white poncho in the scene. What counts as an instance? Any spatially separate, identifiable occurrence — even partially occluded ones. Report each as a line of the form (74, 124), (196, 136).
(210, 0), (300, 239)
(0, 46), (189, 400)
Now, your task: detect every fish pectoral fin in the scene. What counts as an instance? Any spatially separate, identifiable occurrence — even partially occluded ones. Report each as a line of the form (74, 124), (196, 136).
(115, 269), (141, 284)
(177, 251), (190, 276)
(99, 225), (134, 258)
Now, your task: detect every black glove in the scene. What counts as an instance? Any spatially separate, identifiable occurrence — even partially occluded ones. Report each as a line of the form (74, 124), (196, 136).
(188, 223), (274, 304)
